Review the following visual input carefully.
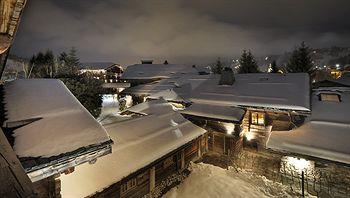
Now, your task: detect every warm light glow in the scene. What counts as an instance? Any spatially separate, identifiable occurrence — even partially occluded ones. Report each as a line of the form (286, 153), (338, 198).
(251, 112), (265, 125)
(170, 102), (186, 111)
(224, 123), (235, 135)
(282, 156), (314, 172)
(245, 131), (255, 141)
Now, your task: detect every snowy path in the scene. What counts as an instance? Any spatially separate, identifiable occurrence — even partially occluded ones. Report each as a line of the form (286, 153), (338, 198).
(164, 163), (312, 198)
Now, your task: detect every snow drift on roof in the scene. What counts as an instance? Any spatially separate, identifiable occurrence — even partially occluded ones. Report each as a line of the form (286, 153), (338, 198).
(180, 103), (245, 122)
(3, 79), (111, 158)
(121, 64), (199, 80)
(267, 89), (350, 164)
(121, 98), (174, 115)
(80, 62), (115, 69)
(191, 73), (310, 111)
(60, 100), (206, 197)
(146, 89), (186, 102)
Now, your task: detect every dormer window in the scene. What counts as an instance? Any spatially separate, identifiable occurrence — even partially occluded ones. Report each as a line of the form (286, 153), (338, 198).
(319, 93), (341, 102)
(251, 112), (265, 126)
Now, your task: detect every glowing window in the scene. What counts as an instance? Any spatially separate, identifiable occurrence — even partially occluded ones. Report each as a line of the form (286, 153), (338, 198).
(251, 112), (265, 126)
(320, 93), (340, 102)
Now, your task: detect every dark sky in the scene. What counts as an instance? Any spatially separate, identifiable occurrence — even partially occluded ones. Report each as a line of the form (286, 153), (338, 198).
(11, 0), (350, 65)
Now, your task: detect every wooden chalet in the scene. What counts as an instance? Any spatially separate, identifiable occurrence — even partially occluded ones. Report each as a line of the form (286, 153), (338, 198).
(60, 99), (207, 197)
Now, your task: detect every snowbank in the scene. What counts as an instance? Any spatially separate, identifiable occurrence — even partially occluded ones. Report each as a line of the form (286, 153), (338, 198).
(164, 163), (313, 198)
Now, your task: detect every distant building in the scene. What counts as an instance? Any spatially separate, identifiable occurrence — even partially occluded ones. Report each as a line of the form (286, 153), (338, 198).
(121, 60), (209, 86)
(79, 62), (124, 83)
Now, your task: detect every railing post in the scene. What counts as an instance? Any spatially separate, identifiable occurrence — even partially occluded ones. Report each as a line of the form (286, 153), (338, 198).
(302, 171), (305, 197)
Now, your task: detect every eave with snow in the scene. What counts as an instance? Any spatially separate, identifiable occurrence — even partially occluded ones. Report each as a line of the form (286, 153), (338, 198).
(60, 99), (207, 197)
(121, 62), (209, 86)
(1, 79), (113, 182)
(267, 86), (350, 165)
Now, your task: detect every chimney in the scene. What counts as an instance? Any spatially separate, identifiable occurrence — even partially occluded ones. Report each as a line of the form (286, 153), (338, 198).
(219, 67), (235, 85)
(141, 60), (153, 64)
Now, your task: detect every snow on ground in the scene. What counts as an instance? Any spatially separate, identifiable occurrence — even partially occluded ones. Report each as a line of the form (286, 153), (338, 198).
(164, 163), (313, 198)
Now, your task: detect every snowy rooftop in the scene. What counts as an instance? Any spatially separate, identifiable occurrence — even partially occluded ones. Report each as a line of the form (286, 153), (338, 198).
(190, 73), (310, 111)
(121, 64), (200, 80)
(121, 74), (212, 100)
(80, 62), (115, 69)
(331, 74), (350, 87)
(3, 79), (111, 158)
(267, 88), (350, 164)
(121, 98), (174, 115)
(122, 73), (310, 111)
(146, 89), (186, 102)
(180, 103), (246, 123)
(60, 100), (206, 197)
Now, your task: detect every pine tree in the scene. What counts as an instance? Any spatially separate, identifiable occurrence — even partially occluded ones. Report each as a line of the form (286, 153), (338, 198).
(286, 42), (314, 74)
(29, 50), (55, 78)
(213, 57), (223, 74)
(270, 60), (279, 73)
(67, 47), (80, 75)
(57, 47), (80, 76)
(238, 50), (260, 73)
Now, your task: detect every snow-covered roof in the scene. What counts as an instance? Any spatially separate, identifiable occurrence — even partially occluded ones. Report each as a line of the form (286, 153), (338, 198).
(331, 75), (350, 87)
(3, 79), (111, 158)
(60, 100), (206, 198)
(180, 103), (246, 123)
(267, 88), (350, 164)
(121, 98), (174, 115)
(146, 89), (186, 102)
(190, 73), (310, 111)
(121, 64), (199, 80)
(80, 62), (115, 69)
(122, 73), (310, 111)
(121, 74), (211, 100)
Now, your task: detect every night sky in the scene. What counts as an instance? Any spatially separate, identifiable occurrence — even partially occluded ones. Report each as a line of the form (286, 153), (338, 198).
(11, 0), (350, 65)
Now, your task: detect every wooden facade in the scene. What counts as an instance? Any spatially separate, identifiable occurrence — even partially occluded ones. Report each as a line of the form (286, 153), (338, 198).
(241, 108), (305, 150)
(184, 107), (306, 155)
(88, 136), (206, 198)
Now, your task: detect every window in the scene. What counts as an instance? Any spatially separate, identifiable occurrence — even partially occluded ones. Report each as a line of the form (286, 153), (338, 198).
(163, 156), (174, 169)
(120, 178), (137, 194)
(319, 93), (340, 102)
(251, 112), (265, 126)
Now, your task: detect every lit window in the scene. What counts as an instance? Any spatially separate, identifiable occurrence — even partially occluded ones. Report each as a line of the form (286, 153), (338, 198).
(251, 112), (265, 126)
(320, 93), (340, 102)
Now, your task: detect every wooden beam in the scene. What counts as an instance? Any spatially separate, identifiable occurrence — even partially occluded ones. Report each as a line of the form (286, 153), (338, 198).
(0, 128), (35, 197)
(149, 167), (155, 195)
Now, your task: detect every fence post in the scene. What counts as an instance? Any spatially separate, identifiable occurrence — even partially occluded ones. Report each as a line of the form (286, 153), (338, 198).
(302, 171), (305, 197)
